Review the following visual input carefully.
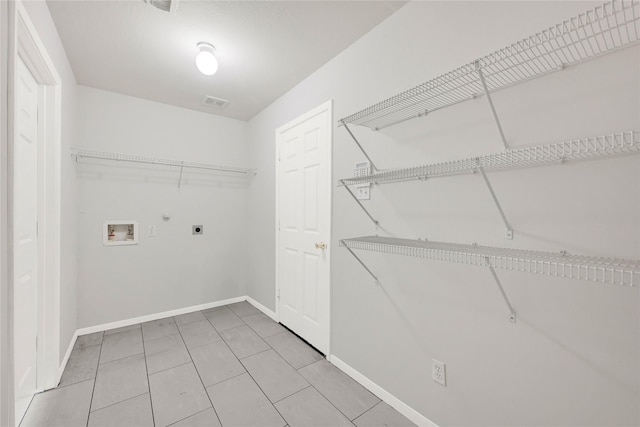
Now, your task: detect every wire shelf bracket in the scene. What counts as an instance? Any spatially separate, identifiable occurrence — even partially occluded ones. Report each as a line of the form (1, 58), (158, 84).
(72, 149), (257, 189)
(339, 1), (640, 131)
(475, 61), (509, 150)
(478, 166), (513, 239)
(340, 179), (380, 228)
(486, 260), (517, 323)
(341, 120), (378, 172)
(344, 245), (380, 285)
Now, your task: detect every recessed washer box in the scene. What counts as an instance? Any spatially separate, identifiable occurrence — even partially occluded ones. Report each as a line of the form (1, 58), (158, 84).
(104, 221), (138, 246)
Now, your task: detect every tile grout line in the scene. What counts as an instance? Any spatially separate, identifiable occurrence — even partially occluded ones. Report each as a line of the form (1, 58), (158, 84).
(87, 390), (149, 415)
(204, 309), (249, 336)
(236, 352), (291, 426)
(140, 323), (157, 427)
(305, 382), (360, 425)
(147, 360), (192, 377)
(85, 336), (104, 427)
(237, 346), (273, 361)
(56, 343), (102, 389)
(351, 401), (385, 426)
(176, 313), (224, 427)
(165, 406), (213, 427)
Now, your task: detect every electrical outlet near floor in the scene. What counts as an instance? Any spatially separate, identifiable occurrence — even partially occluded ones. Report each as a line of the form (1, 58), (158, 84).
(432, 359), (446, 386)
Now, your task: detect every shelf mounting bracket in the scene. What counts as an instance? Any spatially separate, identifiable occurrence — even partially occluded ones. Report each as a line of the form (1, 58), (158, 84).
(340, 179), (379, 228)
(477, 166), (513, 239)
(342, 120), (378, 172)
(343, 244), (380, 285)
(475, 61), (508, 150)
(178, 162), (185, 189)
(485, 258), (517, 323)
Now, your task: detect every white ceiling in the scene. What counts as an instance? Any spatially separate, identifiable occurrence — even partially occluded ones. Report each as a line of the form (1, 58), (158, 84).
(46, 0), (405, 121)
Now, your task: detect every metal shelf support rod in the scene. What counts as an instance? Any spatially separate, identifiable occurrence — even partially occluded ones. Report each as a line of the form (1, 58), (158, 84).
(178, 162), (184, 189)
(342, 121), (378, 172)
(487, 263), (517, 323)
(343, 245), (380, 285)
(476, 62), (508, 150)
(478, 166), (513, 239)
(340, 180), (379, 227)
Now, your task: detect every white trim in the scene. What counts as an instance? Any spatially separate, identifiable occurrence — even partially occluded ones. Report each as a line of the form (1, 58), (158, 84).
(57, 330), (78, 382)
(6, 5), (63, 422)
(246, 296), (277, 321)
(329, 355), (438, 427)
(74, 296), (246, 336)
(274, 99), (333, 356)
(0, 1), (10, 425)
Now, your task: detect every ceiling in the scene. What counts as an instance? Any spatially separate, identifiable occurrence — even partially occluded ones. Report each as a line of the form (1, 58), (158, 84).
(47, 0), (405, 121)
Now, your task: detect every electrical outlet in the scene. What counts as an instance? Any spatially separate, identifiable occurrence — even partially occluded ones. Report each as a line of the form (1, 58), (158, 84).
(147, 225), (157, 237)
(356, 184), (370, 200)
(432, 359), (446, 386)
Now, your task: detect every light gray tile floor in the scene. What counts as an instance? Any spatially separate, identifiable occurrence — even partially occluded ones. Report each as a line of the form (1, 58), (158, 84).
(21, 303), (416, 427)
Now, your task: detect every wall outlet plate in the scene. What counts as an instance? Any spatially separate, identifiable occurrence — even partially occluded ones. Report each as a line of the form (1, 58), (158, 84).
(148, 225), (157, 237)
(192, 225), (204, 235)
(355, 184), (370, 200)
(432, 359), (446, 386)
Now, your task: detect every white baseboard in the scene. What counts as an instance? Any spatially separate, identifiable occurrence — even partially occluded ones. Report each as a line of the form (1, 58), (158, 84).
(329, 355), (438, 427)
(58, 330), (79, 385)
(75, 296), (246, 336)
(246, 296), (277, 321)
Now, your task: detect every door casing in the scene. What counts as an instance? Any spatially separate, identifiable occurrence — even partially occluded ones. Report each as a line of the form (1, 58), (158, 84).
(2, 2), (63, 425)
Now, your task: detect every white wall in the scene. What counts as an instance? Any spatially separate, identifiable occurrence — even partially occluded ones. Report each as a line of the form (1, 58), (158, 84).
(0, 2), (9, 424)
(247, 1), (640, 426)
(76, 86), (250, 328)
(19, 0), (79, 371)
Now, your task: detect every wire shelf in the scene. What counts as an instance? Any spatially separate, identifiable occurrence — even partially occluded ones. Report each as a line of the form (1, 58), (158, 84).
(340, 131), (640, 186)
(73, 149), (256, 175)
(340, 1), (640, 130)
(340, 236), (640, 286)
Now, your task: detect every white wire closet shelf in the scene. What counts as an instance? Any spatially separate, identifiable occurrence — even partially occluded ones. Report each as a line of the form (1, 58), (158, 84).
(340, 236), (640, 287)
(340, 131), (640, 186)
(73, 149), (256, 175)
(339, 1), (640, 130)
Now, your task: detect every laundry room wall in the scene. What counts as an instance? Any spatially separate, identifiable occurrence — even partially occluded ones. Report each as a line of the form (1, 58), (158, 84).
(247, 1), (640, 426)
(76, 86), (251, 328)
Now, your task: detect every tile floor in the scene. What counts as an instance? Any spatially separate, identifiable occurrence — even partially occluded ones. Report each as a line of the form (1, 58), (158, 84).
(20, 302), (416, 427)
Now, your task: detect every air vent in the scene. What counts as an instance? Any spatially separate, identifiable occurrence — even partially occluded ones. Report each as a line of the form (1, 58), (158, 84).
(202, 96), (229, 109)
(144, 0), (178, 14)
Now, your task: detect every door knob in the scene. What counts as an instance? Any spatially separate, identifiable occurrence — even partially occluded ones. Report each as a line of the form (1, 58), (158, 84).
(315, 242), (326, 250)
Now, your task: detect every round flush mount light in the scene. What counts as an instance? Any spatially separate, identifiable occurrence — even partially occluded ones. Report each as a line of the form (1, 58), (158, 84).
(196, 42), (218, 76)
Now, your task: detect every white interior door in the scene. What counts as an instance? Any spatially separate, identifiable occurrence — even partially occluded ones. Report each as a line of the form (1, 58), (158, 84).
(276, 101), (332, 355)
(14, 56), (39, 423)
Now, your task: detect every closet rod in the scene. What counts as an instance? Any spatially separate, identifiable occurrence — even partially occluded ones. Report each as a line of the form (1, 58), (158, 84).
(72, 149), (256, 175)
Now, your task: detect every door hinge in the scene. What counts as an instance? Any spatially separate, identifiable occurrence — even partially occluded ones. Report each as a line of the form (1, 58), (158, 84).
(277, 288), (281, 299)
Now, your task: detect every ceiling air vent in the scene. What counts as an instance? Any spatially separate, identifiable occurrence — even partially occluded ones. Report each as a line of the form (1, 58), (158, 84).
(202, 96), (230, 109)
(144, 0), (178, 14)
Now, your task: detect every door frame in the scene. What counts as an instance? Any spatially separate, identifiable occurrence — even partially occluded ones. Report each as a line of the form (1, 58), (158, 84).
(275, 100), (333, 356)
(2, 2), (62, 424)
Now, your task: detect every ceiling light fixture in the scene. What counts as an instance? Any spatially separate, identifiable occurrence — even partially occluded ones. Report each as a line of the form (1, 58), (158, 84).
(196, 42), (218, 76)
